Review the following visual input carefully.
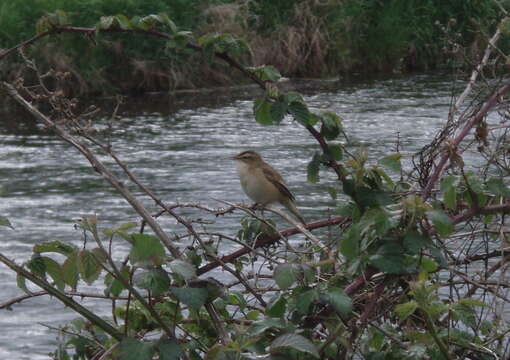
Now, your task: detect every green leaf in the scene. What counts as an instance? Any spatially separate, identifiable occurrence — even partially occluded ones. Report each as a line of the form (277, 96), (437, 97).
(458, 298), (487, 307)
(320, 112), (342, 140)
(134, 269), (170, 296)
(419, 256), (438, 273)
(77, 250), (102, 285)
(169, 286), (208, 310)
(372, 210), (393, 235)
(403, 230), (432, 254)
(62, 253), (79, 289)
(114, 14), (131, 30)
(27, 255), (46, 277)
(157, 13), (177, 33)
(157, 338), (182, 360)
(295, 289), (317, 315)
(327, 187), (337, 200)
(169, 260), (196, 281)
(370, 244), (407, 274)
(270, 100), (288, 123)
(274, 263), (301, 290)
(0, 216), (13, 229)
(97, 16), (114, 30)
(440, 176), (457, 210)
(42, 256), (65, 291)
(17, 274), (32, 295)
(270, 333), (319, 358)
(289, 101), (311, 126)
(33, 241), (76, 256)
(227, 291), (247, 309)
(378, 154), (402, 172)
(249, 65), (281, 82)
(427, 210), (453, 237)
(321, 287), (352, 315)
(487, 177), (510, 198)
(119, 338), (154, 360)
(307, 153), (321, 184)
(103, 222), (137, 237)
(327, 144), (343, 161)
(340, 224), (360, 261)
(247, 318), (287, 336)
(129, 234), (165, 266)
(395, 300), (418, 322)
(266, 293), (287, 318)
(253, 98), (273, 125)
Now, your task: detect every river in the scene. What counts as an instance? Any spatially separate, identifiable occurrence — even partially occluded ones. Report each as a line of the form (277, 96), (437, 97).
(0, 73), (499, 358)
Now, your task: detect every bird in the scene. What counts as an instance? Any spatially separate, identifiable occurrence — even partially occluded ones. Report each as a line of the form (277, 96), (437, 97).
(233, 150), (306, 224)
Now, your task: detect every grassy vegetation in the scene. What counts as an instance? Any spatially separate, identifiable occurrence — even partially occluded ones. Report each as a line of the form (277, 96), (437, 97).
(0, 0), (503, 94)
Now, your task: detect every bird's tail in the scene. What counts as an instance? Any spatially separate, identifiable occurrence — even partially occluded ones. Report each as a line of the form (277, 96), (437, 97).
(281, 198), (306, 225)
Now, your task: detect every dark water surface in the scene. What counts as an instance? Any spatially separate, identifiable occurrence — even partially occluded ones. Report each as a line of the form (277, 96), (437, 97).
(0, 73), (480, 358)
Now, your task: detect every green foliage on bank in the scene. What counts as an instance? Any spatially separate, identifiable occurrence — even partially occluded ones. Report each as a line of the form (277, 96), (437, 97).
(0, 0), (503, 93)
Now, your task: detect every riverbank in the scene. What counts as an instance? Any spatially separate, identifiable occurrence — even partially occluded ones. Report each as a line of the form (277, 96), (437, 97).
(0, 0), (502, 95)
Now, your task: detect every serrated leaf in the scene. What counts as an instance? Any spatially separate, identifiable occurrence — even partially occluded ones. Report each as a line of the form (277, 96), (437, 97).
(77, 250), (102, 285)
(0, 216), (13, 229)
(270, 100), (288, 123)
(157, 338), (182, 360)
(62, 253), (79, 289)
(320, 112), (342, 140)
(253, 98), (273, 125)
(289, 101), (311, 126)
(378, 154), (402, 172)
(17, 273), (32, 295)
(270, 333), (319, 358)
(486, 177), (510, 198)
(320, 287), (352, 315)
(129, 234), (165, 266)
(370, 244), (408, 274)
(427, 210), (453, 237)
(169, 286), (208, 310)
(340, 224), (360, 260)
(458, 298), (487, 307)
(395, 300), (418, 322)
(327, 187), (337, 200)
(114, 14), (131, 29)
(134, 269), (170, 296)
(274, 263), (301, 290)
(266, 293), (287, 318)
(440, 176), (457, 210)
(249, 65), (281, 82)
(327, 144), (343, 161)
(260, 66), (281, 82)
(247, 318), (287, 336)
(295, 289), (317, 315)
(33, 241), (76, 256)
(119, 338), (154, 360)
(42, 256), (65, 291)
(228, 291), (247, 309)
(419, 256), (438, 272)
(27, 255), (46, 277)
(169, 260), (196, 281)
(403, 230), (432, 254)
(307, 153), (321, 184)
(157, 13), (177, 33)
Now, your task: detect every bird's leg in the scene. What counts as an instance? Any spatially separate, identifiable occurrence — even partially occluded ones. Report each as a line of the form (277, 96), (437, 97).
(250, 203), (262, 211)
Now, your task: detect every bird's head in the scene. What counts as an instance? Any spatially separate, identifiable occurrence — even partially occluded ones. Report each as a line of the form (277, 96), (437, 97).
(233, 150), (263, 164)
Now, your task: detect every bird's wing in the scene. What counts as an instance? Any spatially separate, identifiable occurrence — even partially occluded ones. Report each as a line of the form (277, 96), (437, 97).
(262, 167), (295, 202)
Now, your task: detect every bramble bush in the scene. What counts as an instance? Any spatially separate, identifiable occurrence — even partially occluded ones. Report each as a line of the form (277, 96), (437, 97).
(1, 8), (510, 360)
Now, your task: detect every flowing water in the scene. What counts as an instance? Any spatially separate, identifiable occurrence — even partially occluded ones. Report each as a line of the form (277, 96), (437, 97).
(0, 73), (494, 358)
